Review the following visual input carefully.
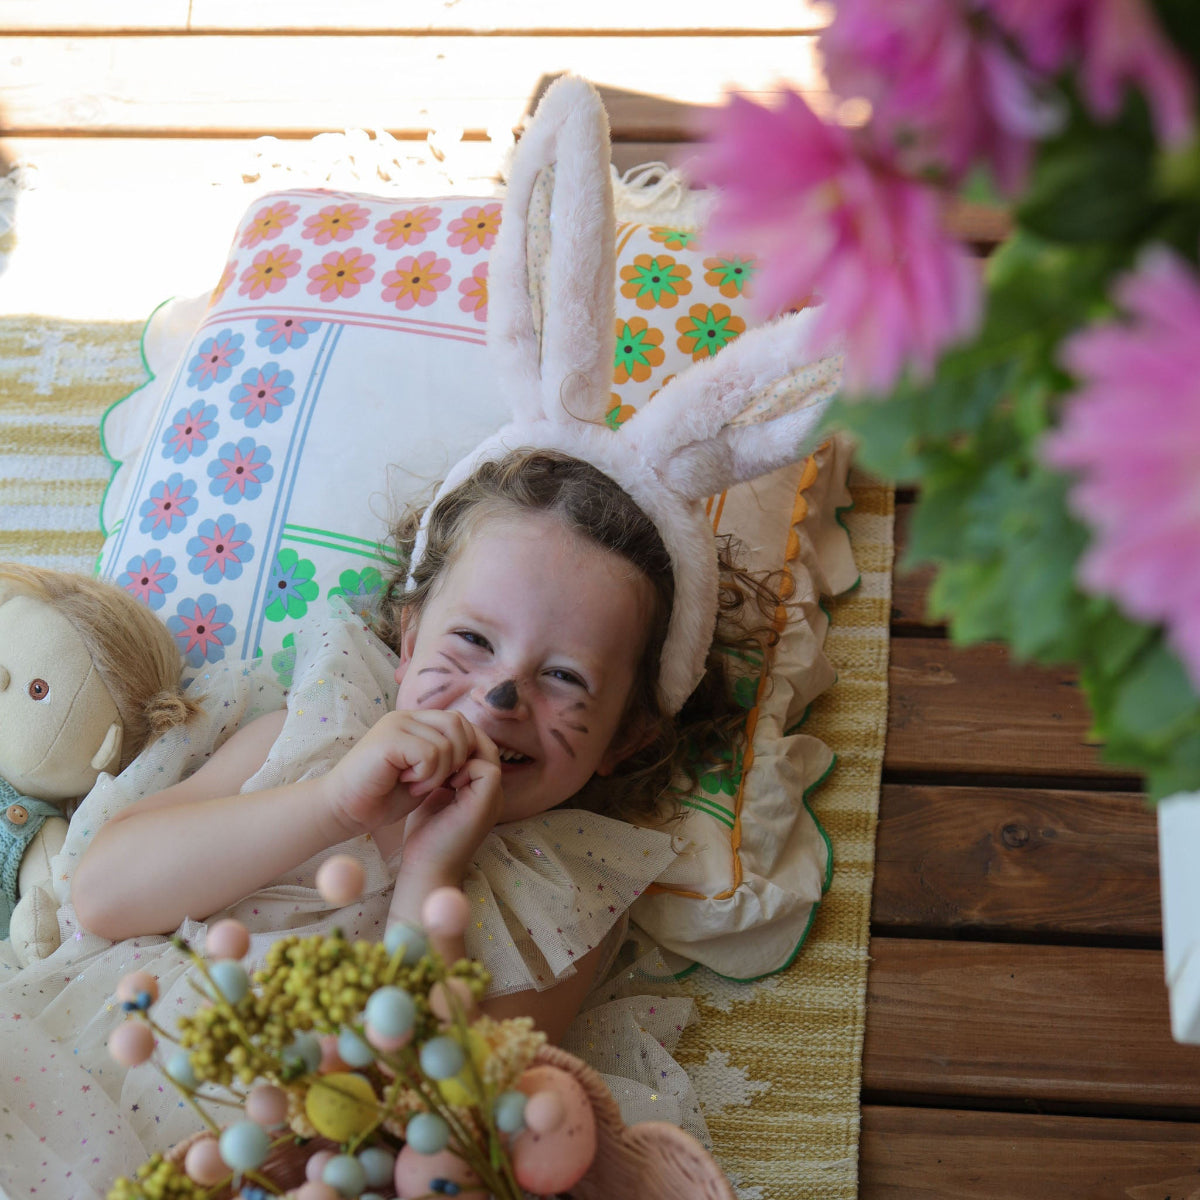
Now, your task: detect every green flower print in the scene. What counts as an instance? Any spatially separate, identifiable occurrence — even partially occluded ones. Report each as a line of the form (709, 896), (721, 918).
(265, 548), (319, 621)
(704, 255), (757, 298)
(699, 746), (744, 798)
(649, 226), (696, 250)
(619, 254), (692, 310)
(327, 566), (385, 619)
(733, 674), (760, 710)
(676, 303), (747, 361)
(612, 317), (665, 385)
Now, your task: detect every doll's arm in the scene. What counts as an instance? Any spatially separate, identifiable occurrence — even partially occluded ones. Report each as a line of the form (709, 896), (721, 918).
(9, 815), (68, 966)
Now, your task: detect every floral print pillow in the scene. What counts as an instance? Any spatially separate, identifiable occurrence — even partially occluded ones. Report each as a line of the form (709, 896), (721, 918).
(98, 189), (766, 684)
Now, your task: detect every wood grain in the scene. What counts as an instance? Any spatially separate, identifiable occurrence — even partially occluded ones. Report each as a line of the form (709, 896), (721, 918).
(863, 938), (1199, 1107)
(886, 640), (1141, 783)
(861, 1105), (1200, 1199)
(872, 784), (1160, 939)
(0, 35), (823, 137)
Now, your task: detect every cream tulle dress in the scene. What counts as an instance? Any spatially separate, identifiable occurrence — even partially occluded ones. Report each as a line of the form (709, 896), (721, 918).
(0, 602), (705, 1200)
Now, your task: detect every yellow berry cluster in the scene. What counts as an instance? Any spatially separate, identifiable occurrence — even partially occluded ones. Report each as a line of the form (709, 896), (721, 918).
(107, 1154), (206, 1200)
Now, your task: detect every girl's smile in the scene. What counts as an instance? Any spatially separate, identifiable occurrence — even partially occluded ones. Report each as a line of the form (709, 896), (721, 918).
(394, 511), (654, 822)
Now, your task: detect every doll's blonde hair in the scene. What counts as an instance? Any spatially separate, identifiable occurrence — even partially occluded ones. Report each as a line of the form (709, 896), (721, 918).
(0, 564), (199, 769)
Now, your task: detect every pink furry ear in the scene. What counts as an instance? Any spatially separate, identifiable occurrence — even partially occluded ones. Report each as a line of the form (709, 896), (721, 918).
(416, 74), (844, 713)
(488, 75), (616, 428)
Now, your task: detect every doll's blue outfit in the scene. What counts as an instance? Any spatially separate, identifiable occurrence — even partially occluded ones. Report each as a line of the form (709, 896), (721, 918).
(0, 778), (61, 939)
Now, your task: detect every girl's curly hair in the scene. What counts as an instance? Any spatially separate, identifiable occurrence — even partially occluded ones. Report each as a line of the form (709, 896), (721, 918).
(375, 449), (787, 825)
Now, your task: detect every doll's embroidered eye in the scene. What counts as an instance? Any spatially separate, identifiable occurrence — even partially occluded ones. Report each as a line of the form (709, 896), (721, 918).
(28, 678), (49, 701)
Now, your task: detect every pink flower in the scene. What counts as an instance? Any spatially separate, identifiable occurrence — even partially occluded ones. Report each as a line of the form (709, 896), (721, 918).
(821, 0), (1051, 192)
(381, 251), (451, 310)
(306, 247), (376, 301)
(238, 244), (301, 300)
(374, 205), (442, 249)
(446, 204), (502, 254)
(240, 200), (299, 249)
(458, 261), (489, 322)
(992, 0), (1194, 146)
(1042, 246), (1200, 686)
(696, 91), (980, 396)
(302, 203), (370, 246)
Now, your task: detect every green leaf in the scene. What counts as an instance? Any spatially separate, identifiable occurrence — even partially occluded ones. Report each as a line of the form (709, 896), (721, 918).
(1110, 640), (1200, 749)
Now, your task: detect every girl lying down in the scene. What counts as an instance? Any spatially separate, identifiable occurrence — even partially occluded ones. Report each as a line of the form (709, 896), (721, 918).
(0, 447), (792, 1199)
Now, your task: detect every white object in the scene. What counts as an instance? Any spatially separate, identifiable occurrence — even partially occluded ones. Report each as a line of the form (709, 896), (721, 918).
(1159, 791), (1200, 1042)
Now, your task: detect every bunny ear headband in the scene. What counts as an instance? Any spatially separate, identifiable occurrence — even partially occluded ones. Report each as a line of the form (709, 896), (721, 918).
(414, 76), (843, 715)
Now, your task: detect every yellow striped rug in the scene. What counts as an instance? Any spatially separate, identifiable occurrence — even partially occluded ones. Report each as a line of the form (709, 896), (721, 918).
(0, 316), (892, 1199)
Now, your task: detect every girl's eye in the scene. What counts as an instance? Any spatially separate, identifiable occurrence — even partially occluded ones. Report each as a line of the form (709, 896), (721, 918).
(27, 678), (50, 701)
(547, 668), (586, 689)
(455, 630), (492, 651)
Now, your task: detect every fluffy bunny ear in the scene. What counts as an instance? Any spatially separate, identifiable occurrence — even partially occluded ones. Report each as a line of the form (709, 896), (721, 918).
(619, 309), (843, 501)
(489, 75), (616, 426)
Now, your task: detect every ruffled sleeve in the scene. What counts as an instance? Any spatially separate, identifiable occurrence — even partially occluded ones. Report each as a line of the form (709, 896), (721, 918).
(461, 810), (677, 996)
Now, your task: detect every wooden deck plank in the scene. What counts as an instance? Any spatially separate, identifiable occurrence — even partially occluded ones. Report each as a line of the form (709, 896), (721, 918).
(0, 35), (823, 137)
(0, 0), (829, 32)
(885, 639), (1141, 783)
(872, 784), (1160, 939)
(860, 1105), (1200, 1199)
(892, 497), (940, 632)
(863, 938), (1198, 1107)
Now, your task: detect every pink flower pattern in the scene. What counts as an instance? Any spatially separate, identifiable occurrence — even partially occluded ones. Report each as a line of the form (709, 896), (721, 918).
(381, 251), (452, 310)
(239, 245), (302, 300)
(446, 203), (502, 254)
(303, 203), (370, 246)
(240, 200), (300, 249)
(307, 248), (376, 302)
(374, 206), (442, 249)
(458, 261), (489, 322)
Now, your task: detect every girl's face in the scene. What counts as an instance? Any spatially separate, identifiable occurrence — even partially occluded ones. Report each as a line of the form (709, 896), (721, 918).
(394, 510), (655, 822)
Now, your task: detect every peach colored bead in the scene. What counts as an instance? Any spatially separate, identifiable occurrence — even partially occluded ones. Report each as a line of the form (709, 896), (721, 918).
(421, 886), (471, 938)
(305, 1149), (336, 1182)
(295, 1182), (340, 1200)
(317, 1034), (349, 1075)
(245, 1084), (289, 1129)
(315, 855), (366, 906)
(365, 1024), (412, 1053)
(115, 970), (159, 1004)
(183, 1135), (228, 1186)
(107, 1020), (155, 1067)
(207, 918), (250, 961)
(428, 978), (477, 1023)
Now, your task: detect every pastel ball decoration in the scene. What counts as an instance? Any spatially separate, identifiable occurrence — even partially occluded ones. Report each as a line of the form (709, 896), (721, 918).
(305, 1149), (336, 1182)
(295, 1183), (340, 1200)
(245, 1083), (289, 1128)
(393, 1146), (486, 1200)
(405, 1110), (450, 1155)
(218, 1121), (270, 1172)
(364, 986), (416, 1039)
(337, 1027), (376, 1067)
(383, 920), (428, 964)
(206, 918), (250, 960)
(322, 1153), (367, 1198)
(315, 854), (366, 906)
(421, 886), (471, 938)
(183, 1134), (227, 1186)
(318, 1033), (350, 1074)
(419, 1034), (465, 1081)
(206, 960), (250, 1004)
(164, 1050), (198, 1090)
(493, 1090), (527, 1134)
(108, 1020), (155, 1066)
(510, 1065), (597, 1195)
(358, 1146), (396, 1188)
(115, 970), (159, 1005)
(428, 977), (477, 1023)
(283, 1031), (323, 1074)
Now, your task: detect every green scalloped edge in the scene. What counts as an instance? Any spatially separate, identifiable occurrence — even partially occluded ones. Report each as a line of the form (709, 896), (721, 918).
(95, 296), (177, 557)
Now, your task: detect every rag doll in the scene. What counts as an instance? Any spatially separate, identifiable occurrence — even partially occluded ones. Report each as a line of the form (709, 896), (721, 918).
(0, 564), (197, 965)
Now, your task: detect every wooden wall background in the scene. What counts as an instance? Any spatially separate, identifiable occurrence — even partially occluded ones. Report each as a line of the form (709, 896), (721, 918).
(3, 5), (1198, 1195)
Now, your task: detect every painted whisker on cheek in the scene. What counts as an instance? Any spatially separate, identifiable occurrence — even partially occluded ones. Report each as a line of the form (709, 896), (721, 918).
(416, 683), (451, 705)
(550, 728), (577, 759)
(439, 652), (469, 674)
(416, 666), (452, 676)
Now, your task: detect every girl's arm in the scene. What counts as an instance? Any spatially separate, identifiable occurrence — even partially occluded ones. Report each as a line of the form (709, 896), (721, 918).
(73, 709), (496, 942)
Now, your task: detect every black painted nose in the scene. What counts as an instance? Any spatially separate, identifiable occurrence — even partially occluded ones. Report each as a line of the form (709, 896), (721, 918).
(485, 679), (519, 711)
